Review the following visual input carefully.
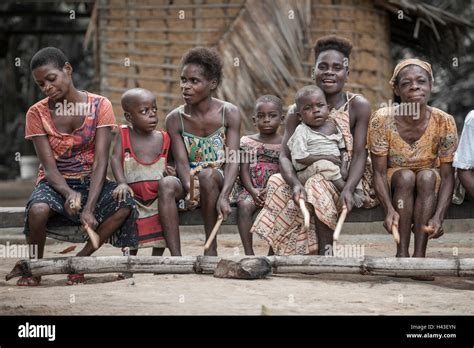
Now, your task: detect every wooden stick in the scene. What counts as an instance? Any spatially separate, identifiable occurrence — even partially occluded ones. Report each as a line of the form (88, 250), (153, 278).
(6, 255), (474, 280)
(189, 173), (195, 202)
(204, 215), (224, 251)
(333, 206), (348, 241)
(84, 224), (100, 250)
(71, 193), (82, 215)
(298, 199), (310, 232)
(392, 225), (401, 244)
(82, 0), (98, 49)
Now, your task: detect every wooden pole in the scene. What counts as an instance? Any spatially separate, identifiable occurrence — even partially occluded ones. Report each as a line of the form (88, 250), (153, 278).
(71, 194), (99, 249)
(392, 225), (401, 244)
(299, 199), (310, 233)
(6, 256), (474, 280)
(204, 215), (224, 251)
(189, 173), (195, 202)
(333, 206), (348, 241)
(84, 224), (100, 250)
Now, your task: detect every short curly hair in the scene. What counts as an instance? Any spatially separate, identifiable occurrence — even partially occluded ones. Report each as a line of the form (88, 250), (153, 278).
(181, 47), (223, 85)
(254, 95), (283, 114)
(30, 47), (68, 71)
(314, 35), (353, 61)
(295, 85), (325, 111)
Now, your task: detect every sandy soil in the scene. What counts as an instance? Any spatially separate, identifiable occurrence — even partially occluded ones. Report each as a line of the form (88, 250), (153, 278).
(0, 229), (473, 315)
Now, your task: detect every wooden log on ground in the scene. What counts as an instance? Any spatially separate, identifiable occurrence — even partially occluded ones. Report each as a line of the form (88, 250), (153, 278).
(5, 256), (217, 280)
(6, 256), (474, 280)
(269, 255), (362, 275)
(213, 257), (272, 279)
(459, 258), (474, 277)
(363, 257), (459, 277)
(268, 256), (471, 278)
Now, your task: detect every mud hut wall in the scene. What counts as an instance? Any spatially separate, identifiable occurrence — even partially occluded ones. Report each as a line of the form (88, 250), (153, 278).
(280, 0), (393, 114)
(99, 0), (392, 132)
(99, 0), (245, 128)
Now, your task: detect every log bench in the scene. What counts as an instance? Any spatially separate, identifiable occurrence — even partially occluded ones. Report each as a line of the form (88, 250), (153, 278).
(0, 201), (473, 243)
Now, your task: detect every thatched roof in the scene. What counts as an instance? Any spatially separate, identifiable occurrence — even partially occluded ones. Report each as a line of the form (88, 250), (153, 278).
(375, 0), (474, 56)
(216, 0), (311, 129)
(94, 0), (473, 132)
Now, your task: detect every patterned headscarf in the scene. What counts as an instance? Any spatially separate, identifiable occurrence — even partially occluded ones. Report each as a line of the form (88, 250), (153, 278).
(389, 58), (434, 88)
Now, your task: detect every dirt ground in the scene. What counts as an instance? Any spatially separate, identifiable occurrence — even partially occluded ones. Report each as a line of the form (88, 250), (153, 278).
(0, 228), (473, 315)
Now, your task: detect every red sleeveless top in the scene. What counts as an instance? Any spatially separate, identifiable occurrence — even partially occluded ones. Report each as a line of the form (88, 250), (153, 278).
(120, 126), (170, 248)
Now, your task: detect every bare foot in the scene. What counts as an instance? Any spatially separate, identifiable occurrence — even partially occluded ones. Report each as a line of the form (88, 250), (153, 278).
(17, 276), (41, 286)
(353, 189), (366, 208)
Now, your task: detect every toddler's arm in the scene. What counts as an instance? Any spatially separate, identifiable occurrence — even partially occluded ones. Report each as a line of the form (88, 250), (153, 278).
(296, 155), (342, 167)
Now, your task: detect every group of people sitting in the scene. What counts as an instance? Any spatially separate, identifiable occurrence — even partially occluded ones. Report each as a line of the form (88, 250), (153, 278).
(18, 35), (473, 286)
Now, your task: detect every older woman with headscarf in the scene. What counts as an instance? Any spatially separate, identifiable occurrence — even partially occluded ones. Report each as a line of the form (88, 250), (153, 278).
(368, 58), (458, 266)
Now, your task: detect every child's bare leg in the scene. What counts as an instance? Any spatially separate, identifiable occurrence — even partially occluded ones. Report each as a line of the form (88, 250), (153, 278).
(76, 207), (131, 256)
(237, 200), (257, 255)
(331, 178), (345, 192)
(158, 176), (186, 256)
(198, 168), (224, 256)
(352, 189), (366, 208)
(332, 178), (365, 207)
(152, 247), (165, 256)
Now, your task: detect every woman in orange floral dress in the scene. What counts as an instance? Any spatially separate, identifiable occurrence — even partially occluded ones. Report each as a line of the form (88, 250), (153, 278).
(368, 58), (458, 265)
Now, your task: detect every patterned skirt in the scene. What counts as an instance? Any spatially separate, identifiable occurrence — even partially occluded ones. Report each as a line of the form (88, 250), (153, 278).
(24, 177), (139, 248)
(250, 160), (377, 255)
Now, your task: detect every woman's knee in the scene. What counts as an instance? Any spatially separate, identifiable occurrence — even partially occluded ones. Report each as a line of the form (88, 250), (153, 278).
(391, 169), (416, 190)
(114, 207), (131, 220)
(198, 168), (222, 188)
(416, 170), (437, 192)
(28, 203), (51, 223)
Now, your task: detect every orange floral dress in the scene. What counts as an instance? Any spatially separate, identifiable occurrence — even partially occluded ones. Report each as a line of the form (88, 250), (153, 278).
(367, 106), (458, 192)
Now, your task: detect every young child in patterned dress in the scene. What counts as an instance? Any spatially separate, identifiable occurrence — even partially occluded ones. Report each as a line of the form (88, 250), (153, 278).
(111, 88), (174, 267)
(232, 95), (283, 255)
